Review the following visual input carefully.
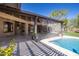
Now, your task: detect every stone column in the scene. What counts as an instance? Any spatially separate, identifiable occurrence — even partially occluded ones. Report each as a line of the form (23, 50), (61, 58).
(61, 22), (64, 36)
(25, 23), (28, 35)
(33, 16), (38, 41)
(34, 17), (38, 34)
(47, 20), (49, 33)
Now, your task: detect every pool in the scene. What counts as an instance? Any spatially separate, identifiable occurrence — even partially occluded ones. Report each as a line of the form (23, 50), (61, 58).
(50, 37), (79, 54)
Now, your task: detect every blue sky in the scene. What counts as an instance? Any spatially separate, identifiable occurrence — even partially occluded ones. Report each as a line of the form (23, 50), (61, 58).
(21, 3), (79, 19)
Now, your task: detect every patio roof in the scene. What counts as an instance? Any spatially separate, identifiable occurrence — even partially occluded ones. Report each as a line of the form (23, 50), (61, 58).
(0, 4), (63, 23)
(21, 10), (63, 23)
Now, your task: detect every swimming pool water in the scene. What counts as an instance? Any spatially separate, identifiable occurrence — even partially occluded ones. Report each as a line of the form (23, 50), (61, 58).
(50, 38), (79, 54)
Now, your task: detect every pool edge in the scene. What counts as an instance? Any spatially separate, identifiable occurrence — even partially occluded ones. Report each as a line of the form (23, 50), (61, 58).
(40, 35), (79, 56)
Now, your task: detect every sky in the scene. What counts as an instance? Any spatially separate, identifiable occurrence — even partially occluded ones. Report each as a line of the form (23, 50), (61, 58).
(21, 3), (79, 19)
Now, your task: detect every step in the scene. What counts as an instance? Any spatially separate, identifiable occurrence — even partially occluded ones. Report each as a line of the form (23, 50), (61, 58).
(32, 41), (56, 56)
(14, 41), (32, 56)
(39, 42), (67, 56)
(32, 41), (66, 56)
(26, 41), (46, 56)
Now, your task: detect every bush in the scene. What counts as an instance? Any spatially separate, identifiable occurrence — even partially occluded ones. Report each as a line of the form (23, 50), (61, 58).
(75, 30), (79, 33)
(0, 39), (16, 56)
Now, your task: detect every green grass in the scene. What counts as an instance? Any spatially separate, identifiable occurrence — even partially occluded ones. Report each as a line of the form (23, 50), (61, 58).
(64, 32), (79, 37)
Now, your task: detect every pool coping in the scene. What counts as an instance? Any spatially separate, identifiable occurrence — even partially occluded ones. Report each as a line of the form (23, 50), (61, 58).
(40, 35), (79, 56)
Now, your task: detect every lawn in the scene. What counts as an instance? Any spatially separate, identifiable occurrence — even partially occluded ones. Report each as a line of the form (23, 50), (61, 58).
(64, 32), (79, 37)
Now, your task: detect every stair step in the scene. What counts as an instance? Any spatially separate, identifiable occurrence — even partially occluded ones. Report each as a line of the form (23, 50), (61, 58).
(32, 41), (56, 56)
(14, 40), (66, 56)
(32, 41), (66, 56)
(26, 41), (46, 56)
(19, 42), (32, 56)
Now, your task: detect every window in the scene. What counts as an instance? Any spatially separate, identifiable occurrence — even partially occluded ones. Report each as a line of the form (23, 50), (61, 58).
(4, 22), (13, 33)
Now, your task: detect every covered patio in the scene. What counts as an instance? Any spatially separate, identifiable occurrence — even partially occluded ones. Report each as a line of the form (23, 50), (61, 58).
(0, 4), (65, 56)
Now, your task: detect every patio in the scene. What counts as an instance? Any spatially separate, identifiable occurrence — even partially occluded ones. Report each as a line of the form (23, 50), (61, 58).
(0, 34), (66, 56)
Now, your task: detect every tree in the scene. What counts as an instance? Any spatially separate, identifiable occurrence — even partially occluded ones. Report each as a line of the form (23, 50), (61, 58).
(70, 14), (79, 28)
(63, 18), (68, 31)
(66, 14), (79, 32)
(50, 9), (68, 31)
(50, 9), (68, 20)
(75, 14), (79, 28)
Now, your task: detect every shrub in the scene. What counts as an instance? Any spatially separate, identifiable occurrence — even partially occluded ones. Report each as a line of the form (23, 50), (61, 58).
(0, 39), (16, 56)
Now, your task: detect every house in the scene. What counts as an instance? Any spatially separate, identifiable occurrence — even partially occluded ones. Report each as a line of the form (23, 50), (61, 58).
(0, 3), (63, 37)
